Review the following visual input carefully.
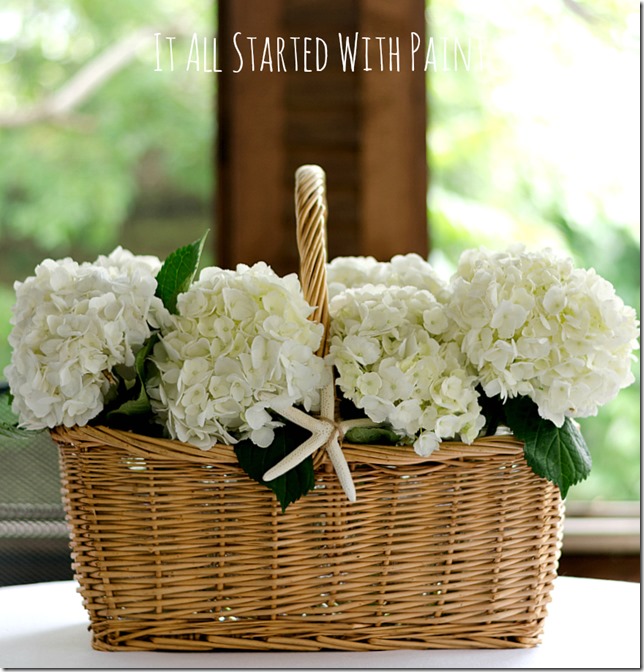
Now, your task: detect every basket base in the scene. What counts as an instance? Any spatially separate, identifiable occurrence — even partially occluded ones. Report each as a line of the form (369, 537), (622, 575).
(90, 620), (545, 652)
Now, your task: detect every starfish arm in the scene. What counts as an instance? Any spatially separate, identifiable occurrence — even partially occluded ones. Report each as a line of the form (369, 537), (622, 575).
(262, 430), (331, 482)
(326, 436), (357, 503)
(261, 381), (358, 502)
(272, 403), (323, 431)
(320, 379), (335, 420)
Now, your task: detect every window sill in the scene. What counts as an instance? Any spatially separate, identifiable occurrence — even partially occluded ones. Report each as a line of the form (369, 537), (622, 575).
(562, 501), (640, 555)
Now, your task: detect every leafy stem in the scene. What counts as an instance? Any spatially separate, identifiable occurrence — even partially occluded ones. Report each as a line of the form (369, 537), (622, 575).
(502, 395), (592, 498)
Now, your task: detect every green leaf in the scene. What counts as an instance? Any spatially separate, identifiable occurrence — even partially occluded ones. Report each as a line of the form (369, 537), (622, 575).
(234, 421), (315, 512)
(155, 231), (208, 314)
(503, 396), (592, 498)
(0, 388), (13, 417)
(344, 425), (401, 445)
(106, 334), (159, 421)
(0, 423), (43, 442)
(106, 387), (150, 419)
(0, 390), (43, 442)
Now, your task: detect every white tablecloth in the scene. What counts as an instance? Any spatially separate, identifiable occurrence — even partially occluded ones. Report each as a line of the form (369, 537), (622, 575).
(0, 576), (640, 669)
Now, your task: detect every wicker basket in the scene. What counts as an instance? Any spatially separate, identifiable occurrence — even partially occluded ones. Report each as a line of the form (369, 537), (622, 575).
(52, 165), (563, 652)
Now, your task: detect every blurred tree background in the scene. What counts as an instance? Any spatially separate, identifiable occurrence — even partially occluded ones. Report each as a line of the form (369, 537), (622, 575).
(0, 0), (638, 501)
(427, 0), (640, 501)
(0, 0), (214, 367)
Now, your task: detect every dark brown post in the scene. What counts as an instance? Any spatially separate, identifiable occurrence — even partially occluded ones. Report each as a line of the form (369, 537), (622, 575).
(217, 0), (428, 275)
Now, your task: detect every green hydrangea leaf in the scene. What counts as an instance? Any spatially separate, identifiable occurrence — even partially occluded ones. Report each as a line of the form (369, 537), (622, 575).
(106, 390), (149, 419)
(503, 396), (592, 498)
(344, 425), (401, 445)
(106, 334), (159, 421)
(0, 422), (42, 442)
(155, 231), (208, 314)
(0, 389), (43, 442)
(234, 421), (315, 512)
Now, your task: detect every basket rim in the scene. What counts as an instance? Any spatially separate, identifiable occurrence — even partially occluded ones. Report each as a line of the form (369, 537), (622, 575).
(50, 423), (525, 467)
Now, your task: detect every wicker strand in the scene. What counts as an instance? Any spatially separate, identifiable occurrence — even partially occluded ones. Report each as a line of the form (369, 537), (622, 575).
(295, 165), (330, 357)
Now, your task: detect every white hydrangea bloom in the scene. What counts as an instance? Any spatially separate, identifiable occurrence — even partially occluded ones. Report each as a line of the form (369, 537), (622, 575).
(90, 246), (168, 329)
(92, 245), (162, 276)
(329, 284), (484, 457)
(5, 249), (161, 430)
(448, 246), (640, 426)
(148, 261), (329, 449)
(327, 253), (450, 303)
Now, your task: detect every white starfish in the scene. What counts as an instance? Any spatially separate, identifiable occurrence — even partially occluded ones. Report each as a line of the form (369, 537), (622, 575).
(262, 381), (373, 503)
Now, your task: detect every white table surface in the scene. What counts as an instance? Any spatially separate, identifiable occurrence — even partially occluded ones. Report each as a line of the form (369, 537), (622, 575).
(0, 576), (640, 669)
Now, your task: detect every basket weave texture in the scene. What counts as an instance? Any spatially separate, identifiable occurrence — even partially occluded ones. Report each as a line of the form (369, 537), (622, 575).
(52, 165), (563, 652)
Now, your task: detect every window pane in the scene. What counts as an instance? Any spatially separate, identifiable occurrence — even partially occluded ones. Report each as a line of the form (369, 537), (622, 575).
(427, 0), (640, 501)
(0, 0), (216, 372)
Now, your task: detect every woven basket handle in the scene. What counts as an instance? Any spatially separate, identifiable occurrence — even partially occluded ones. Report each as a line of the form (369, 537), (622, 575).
(295, 165), (330, 357)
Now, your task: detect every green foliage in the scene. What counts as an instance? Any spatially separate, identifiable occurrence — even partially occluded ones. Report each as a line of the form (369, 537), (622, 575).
(234, 422), (316, 513)
(0, 0), (214, 252)
(155, 232), (207, 314)
(105, 334), (159, 423)
(503, 397), (592, 499)
(0, 286), (14, 374)
(344, 425), (401, 446)
(101, 229), (207, 432)
(427, 1), (640, 500)
(0, 0), (215, 381)
(0, 387), (42, 442)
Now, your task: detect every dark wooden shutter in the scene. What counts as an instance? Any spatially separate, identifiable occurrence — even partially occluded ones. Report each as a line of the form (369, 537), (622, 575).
(217, 0), (428, 275)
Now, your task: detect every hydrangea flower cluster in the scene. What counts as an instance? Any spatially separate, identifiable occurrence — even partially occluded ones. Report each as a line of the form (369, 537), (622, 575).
(94, 245), (163, 279)
(148, 262), (329, 449)
(329, 284), (484, 456)
(327, 253), (450, 302)
(5, 231), (638, 497)
(448, 246), (640, 426)
(5, 248), (162, 429)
